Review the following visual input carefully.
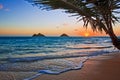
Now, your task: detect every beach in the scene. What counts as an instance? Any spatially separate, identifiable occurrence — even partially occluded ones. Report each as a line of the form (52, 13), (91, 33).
(33, 52), (120, 80)
(1, 0), (120, 80)
(0, 52), (120, 80)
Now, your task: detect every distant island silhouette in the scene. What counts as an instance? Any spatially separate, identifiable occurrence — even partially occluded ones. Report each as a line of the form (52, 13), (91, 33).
(32, 33), (69, 37)
(60, 33), (69, 37)
(32, 33), (45, 37)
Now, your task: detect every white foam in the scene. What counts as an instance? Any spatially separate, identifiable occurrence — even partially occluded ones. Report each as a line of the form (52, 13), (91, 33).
(24, 73), (42, 80)
(24, 57), (88, 80)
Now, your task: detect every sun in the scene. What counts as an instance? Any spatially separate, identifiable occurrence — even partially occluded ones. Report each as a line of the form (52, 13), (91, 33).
(84, 32), (89, 37)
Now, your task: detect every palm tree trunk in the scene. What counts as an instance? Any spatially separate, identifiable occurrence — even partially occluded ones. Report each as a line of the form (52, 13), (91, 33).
(98, 17), (120, 50)
(108, 30), (120, 50)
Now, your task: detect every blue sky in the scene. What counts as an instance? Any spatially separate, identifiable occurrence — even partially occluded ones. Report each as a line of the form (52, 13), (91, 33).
(0, 0), (119, 36)
(0, 0), (84, 36)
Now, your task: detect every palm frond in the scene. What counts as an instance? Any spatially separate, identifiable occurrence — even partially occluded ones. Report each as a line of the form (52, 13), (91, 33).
(26, 0), (120, 33)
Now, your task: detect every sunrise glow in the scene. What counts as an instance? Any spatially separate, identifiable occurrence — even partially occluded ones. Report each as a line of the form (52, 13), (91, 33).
(84, 32), (89, 37)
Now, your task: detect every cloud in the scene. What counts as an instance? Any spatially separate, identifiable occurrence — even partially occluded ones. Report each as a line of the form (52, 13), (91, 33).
(0, 4), (10, 11)
(62, 23), (69, 26)
(4, 8), (10, 11)
(0, 4), (3, 9)
(74, 29), (78, 31)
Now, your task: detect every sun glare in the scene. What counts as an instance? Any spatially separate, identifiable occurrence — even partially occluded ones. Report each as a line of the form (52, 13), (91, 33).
(84, 32), (89, 37)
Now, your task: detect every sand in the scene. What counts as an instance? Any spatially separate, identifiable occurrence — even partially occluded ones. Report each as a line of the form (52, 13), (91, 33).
(0, 53), (120, 80)
(0, 72), (37, 80)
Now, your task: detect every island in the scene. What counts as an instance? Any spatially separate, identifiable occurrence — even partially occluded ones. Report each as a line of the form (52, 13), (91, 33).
(32, 33), (45, 37)
(60, 33), (69, 37)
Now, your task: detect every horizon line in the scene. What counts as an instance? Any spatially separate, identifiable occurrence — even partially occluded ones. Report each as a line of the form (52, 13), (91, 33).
(0, 35), (110, 37)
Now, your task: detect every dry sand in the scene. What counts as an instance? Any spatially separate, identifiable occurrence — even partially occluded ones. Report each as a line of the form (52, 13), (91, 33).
(0, 53), (120, 80)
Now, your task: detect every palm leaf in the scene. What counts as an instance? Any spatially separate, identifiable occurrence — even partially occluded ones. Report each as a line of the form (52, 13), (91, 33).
(26, 0), (120, 33)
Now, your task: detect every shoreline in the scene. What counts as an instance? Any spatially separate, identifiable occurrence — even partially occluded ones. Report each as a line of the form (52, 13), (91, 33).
(33, 52), (120, 80)
(0, 52), (120, 80)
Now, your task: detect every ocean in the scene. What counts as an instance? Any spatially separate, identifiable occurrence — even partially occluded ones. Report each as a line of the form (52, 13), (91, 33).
(0, 36), (119, 79)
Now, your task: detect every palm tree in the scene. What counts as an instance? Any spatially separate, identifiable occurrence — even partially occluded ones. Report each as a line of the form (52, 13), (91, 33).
(26, 0), (120, 49)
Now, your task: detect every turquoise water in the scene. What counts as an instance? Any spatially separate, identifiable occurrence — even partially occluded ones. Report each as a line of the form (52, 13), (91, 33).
(0, 37), (114, 58)
(0, 37), (118, 79)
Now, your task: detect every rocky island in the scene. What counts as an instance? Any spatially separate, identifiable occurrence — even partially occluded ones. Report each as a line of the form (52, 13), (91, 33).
(32, 33), (45, 37)
(60, 33), (69, 37)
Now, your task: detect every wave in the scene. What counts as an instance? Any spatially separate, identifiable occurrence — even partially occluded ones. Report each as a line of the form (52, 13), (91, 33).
(3, 54), (87, 63)
(39, 57), (88, 74)
(0, 48), (117, 63)
(24, 57), (88, 80)
(66, 46), (113, 50)
(83, 41), (94, 44)
(103, 39), (111, 43)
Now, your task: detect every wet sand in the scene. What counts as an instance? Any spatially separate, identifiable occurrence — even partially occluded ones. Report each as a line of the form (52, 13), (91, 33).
(0, 72), (37, 80)
(0, 53), (120, 80)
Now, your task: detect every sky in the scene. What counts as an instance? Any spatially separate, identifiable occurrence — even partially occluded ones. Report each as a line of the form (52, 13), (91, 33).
(0, 0), (120, 36)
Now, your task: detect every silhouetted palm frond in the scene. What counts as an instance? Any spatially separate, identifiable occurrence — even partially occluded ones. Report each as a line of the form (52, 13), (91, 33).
(26, 0), (120, 33)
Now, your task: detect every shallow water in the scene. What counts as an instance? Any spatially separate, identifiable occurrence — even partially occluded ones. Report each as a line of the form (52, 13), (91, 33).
(0, 36), (119, 79)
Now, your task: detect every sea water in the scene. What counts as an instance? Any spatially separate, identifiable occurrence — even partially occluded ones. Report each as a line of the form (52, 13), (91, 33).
(0, 36), (119, 79)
